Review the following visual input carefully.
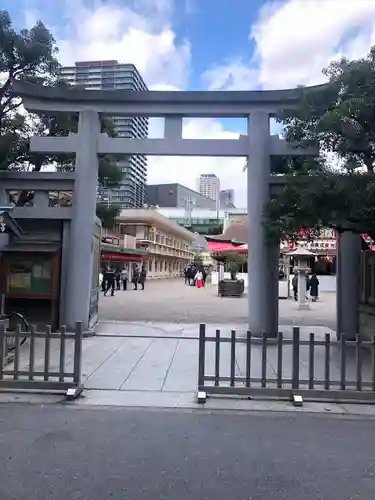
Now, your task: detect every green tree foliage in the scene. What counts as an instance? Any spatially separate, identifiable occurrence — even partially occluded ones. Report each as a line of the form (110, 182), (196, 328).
(0, 10), (59, 170)
(95, 204), (121, 230)
(0, 10), (123, 209)
(265, 46), (375, 242)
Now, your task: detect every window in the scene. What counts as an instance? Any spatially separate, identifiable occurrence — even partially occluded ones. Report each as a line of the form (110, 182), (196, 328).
(8, 190), (34, 207)
(48, 191), (73, 207)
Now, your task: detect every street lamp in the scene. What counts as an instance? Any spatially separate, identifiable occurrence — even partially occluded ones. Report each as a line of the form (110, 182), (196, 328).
(287, 246), (315, 310)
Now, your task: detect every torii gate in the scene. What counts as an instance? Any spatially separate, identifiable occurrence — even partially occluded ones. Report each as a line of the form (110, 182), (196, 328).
(13, 81), (360, 338)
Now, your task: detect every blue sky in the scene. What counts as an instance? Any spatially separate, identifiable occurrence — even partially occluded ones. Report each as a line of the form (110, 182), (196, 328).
(3, 0), (375, 205)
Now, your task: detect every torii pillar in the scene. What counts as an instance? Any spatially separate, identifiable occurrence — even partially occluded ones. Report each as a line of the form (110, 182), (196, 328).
(64, 110), (101, 331)
(246, 111), (279, 336)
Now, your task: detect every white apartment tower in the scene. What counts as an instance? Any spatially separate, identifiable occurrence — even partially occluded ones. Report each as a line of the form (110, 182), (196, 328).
(197, 174), (220, 201)
(59, 60), (148, 208)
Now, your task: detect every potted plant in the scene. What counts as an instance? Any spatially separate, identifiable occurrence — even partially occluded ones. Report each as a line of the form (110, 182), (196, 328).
(218, 252), (245, 297)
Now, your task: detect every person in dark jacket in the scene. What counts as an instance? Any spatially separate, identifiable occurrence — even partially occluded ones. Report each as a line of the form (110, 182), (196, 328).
(202, 267), (207, 287)
(292, 273), (298, 301)
(132, 266), (140, 290)
(104, 267), (115, 296)
(309, 273), (320, 301)
(115, 268), (121, 291)
(139, 266), (147, 290)
(101, 267), (107, 292)
(188, 266), (196, 286)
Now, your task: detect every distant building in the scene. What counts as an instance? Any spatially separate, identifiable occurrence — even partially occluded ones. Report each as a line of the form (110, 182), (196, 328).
(197, 174), (220, 201)
(115, 209), (195, 279)
(146, 183), (216, 209)
(59, 60), (148, 208)
(219, 189), (235, 208)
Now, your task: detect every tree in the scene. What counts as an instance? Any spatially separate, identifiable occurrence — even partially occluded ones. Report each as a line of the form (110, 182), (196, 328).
(0, 10), (123, 207)
(95, 204), (122, 230)
(0, 10), (59, 171)
(265, 46), (375, 242)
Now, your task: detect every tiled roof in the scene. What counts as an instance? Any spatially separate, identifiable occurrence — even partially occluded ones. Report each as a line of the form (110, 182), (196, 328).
(208, 221), (247, 244)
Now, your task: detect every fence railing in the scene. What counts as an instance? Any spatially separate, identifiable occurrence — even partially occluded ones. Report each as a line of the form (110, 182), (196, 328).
(0, 321), (83, 400)
(198, 324), (375, 404)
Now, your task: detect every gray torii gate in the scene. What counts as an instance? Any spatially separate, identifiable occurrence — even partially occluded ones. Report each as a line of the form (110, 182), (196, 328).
(13, 81), (360, 338)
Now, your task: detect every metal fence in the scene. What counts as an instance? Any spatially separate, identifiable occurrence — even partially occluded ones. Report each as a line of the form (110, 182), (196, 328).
(0, 321), (83, 400)
(198, 324), (375, 404)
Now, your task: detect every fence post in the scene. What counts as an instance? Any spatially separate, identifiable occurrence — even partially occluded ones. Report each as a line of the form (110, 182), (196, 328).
(292, 327), (300, 390)
(198, 323), (206, 390)
(230, 330), (236, 387)
(0, 322), (4, 380)
(73, 322), (83, 385)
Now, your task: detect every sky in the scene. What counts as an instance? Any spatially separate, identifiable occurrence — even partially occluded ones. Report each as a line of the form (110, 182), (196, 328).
(3, 0), (375, 207)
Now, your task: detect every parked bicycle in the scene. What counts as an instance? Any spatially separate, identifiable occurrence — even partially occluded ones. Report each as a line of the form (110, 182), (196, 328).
(0, 311), (29, 352)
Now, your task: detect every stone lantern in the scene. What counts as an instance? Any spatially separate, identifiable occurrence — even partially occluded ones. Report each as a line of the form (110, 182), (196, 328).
(287, 246), (315, 310)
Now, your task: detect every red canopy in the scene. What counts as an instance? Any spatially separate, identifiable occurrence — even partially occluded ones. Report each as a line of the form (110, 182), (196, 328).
(208, 242), (247, 253)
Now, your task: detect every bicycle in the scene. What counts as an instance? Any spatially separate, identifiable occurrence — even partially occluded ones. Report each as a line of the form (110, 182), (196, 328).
(0, 312), (29, 352)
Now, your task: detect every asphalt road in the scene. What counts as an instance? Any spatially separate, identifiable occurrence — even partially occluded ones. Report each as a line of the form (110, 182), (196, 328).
(0, 405), (374, 499)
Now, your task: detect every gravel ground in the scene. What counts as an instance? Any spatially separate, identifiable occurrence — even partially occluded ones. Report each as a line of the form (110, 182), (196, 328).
(99, 278), (336, 328)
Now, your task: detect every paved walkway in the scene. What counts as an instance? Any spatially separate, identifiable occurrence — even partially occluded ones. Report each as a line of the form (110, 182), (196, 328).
(80, 321), (372, 393)
(7, 319), (375, 410)
(99, 278), (337, 329)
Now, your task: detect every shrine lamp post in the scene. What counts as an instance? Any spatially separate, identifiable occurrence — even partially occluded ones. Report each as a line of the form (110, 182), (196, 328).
(287, 246), (315, 310)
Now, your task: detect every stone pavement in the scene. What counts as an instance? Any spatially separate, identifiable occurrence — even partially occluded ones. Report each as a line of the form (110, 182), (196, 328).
(5, 319), (375, 412)
(99, 278), (337, 329)
(79, 321), (372, 394)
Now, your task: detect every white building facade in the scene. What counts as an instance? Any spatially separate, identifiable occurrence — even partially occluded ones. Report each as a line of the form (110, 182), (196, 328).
(197, 173), (220, 202)
(115, 209), (195, 279)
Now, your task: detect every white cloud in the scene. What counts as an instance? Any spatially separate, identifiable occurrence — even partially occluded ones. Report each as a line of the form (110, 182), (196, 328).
(21, 0), (248, 205)
(55, 0), (191, 91)
(202, 58), (258, 91)
(203, 0), (375, 90)
(148, 119), (247, 205)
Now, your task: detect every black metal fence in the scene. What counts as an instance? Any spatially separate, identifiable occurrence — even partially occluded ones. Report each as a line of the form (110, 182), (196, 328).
(198, 324), (375, 403)
(0, 322), (83, 400)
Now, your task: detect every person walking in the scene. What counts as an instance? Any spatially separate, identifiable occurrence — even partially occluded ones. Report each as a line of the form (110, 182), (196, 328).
(201, 267), (207, 287)
(139, 266), (147, 290)
(132, 266), (140, 290)
(104, 266), (115, 297)
(308, 273), (320, 301)
(115, 268), (121, 291)
(195, 268), (203, 289)
(120, 268), (128, 291)
(292, 273), (298, 301)
(101, 267), (107, 293)
(188, 266), (196, 286)
(184, 266), (189, 285)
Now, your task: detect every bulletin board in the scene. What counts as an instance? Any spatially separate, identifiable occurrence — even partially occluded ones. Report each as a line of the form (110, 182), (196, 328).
(7, 257), (52, 296)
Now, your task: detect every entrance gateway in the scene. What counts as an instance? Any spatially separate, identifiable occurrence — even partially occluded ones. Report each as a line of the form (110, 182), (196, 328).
(13, 81), (360, 340)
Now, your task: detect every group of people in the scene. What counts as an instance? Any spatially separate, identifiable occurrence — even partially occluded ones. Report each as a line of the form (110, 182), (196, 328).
(101, 265), (147, 296)
(184, 264), (207, 288)
(292, 272), (320, 302)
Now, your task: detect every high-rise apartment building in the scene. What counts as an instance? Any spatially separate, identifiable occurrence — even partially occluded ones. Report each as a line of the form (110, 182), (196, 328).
(59, 60), (148, 208)
(197, 174), (220, 202)
(219, 189), (235, 208)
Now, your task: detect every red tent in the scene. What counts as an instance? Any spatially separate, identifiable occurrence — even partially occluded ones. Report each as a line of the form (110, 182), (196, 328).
(207, 241), (239, 252)
(207, 241), (248, 253)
